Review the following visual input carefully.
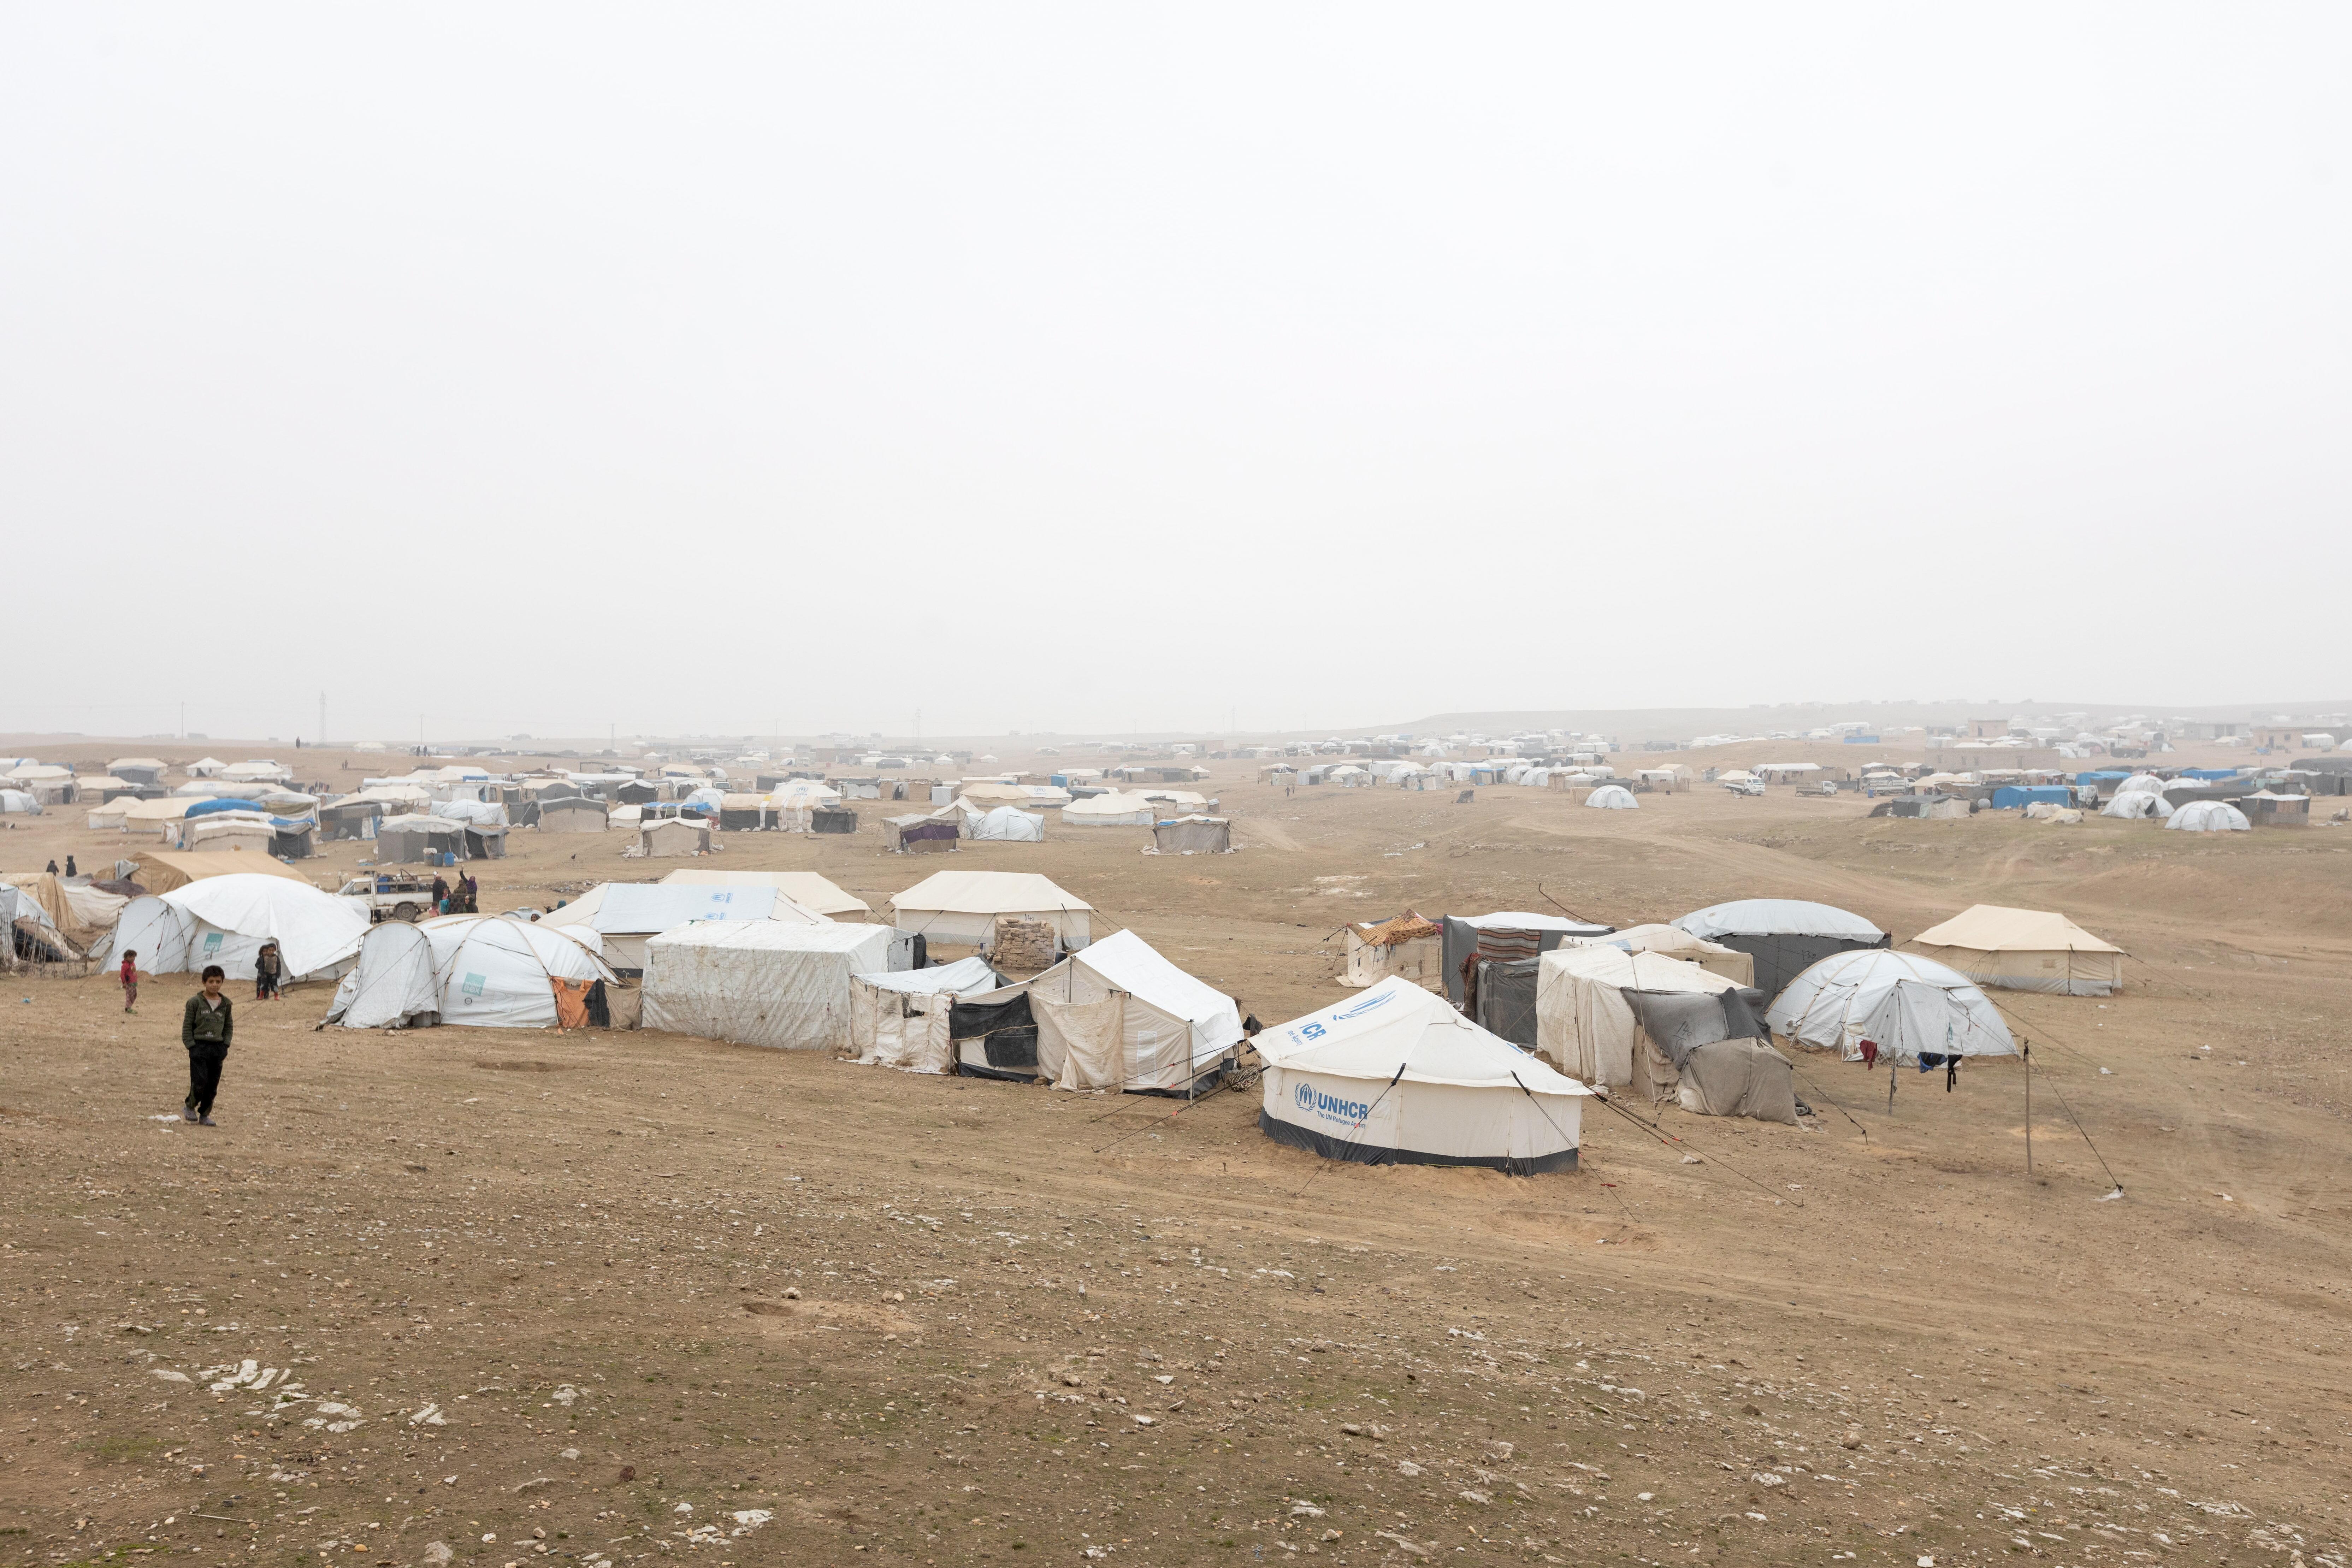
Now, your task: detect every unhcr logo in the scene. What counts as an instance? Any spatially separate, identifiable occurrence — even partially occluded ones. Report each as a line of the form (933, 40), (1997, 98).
(1295, 1082), (1371, 1122)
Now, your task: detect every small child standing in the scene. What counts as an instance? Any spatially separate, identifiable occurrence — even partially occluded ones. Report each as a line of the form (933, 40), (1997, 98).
(120, 948), (139, 1014)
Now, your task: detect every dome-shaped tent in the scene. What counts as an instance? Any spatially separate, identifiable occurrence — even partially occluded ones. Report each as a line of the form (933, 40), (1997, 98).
(1766, 949), (2014, 1062)
(2100, 790), (2172, 820)
(327, 914), (614, 1029)
(1584, 785), (1638, 809)
(1670, 899), (1889, 1000)
(2167, 800), (2250, 832)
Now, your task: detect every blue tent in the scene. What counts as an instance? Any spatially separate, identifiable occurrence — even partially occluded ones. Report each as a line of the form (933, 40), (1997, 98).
(2073, 770), (2131, 786)
(183, 796), (271, 819)
(1992, 785), (2073, 809)
(2179, 768), (2243, 781)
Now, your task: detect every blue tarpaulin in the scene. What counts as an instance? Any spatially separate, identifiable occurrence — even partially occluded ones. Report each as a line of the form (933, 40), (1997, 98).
(1992, 785), (2073, 809)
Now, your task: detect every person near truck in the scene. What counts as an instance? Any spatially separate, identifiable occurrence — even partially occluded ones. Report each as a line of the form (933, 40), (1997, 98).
(430, 872), (450, 915)
(180, 964), (233, 1126)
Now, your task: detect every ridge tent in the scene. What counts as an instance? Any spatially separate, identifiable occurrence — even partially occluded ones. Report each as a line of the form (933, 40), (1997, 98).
(851, 956), (1002, 1074)
(177, 817), (275, 856)
(1341, 912), (1445, 989)
(968, 806), (1045, 842)
(1535, 945), (1740, 1087)
(538, 797), (610, 833)
(1572, 923), (1755, 986)
(887, 870), (1092, 951)
(128, 848), (311, 896)
(1151, 816), (1232, 854)
(884, 810), (963, 853)
(642, 921), (898, 1051)
(1670, 899), (1889, 1000)
(640, 818), (711, 856)
(2167, 800), (2250, 832)
(1253, 977), (1588, 1173)
(1063, 790), (1157, 826)
(107, 873), (368, 981)
(951, 930), (1242, 1093)
(1909, 905), (2123, 996)
(656, 868), (870, 917)
(326, 914), (615, 1030)
(1767, 949), (2015, 1063)
(0, 870), (123, 949)
(375, 815), (504, 863)
(537, 881), (830, 971)
(956, 781), (1032, 807)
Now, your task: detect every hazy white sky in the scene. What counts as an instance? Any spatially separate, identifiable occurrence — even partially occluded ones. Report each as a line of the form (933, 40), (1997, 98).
(5, 6), (2346, 742)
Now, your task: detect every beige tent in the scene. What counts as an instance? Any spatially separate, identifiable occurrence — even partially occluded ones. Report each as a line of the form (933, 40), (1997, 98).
(1535, 945), (1739, 1090)
(1578, 923), (1756, 986)
(1340, 913), (1444, 989)
(179, 817), (277, 856)
(639, 818), (710, 857)
(658, 868), (871, 917)
(1907, 904), (2123, 996)
(885, 870), (1093, 951)
(0, 871), (126, 949)
(537, 797), (609, 833)
(129, 849), (312, 896)
(955, 781), (1032, 807)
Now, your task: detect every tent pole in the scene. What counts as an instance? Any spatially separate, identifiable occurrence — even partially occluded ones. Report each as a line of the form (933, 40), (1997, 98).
(1887, 1059), (1897, 1115)
(2024, 1042), (2033, 1175)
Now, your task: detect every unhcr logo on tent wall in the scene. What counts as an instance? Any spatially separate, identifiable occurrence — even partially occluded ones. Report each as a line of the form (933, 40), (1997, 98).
(1295, 1081), (1372, 1125)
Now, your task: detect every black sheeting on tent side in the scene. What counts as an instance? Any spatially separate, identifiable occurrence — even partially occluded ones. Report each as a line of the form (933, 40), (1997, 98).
(1473, 957), (1543, 1047)
(1442, 917), (1477, 1004)
(1718, 931), (1891, 1001)
(1257, 1111), (1576, 1174)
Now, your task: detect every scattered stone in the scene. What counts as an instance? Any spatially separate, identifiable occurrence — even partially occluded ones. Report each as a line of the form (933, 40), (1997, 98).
(1288, 1502), (1326, 1519)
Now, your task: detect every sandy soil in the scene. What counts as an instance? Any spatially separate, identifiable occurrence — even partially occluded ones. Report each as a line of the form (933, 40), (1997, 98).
(3, 741), (2349, 1568)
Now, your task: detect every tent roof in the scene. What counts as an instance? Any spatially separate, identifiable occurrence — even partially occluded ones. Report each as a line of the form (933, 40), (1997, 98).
(1255, 977), (1591, 1095)
(1767, 948), (2016, 1059)
(889, 870), (1093, 916)
(1673, 899), (1885, 942)
(162, 872), (370, 976)
(853, 955), (999, 995)
(1910, 904), (2121, 955)
(540, 881), (826, 935)
(1060, 930), (1237, 1033)
(1456, 910), (1614, 935)
(646, 920), (890, 956)
(130, 849), (311, 889)
(1541, 943), (1739, 994)
(656, 868), (870, 916)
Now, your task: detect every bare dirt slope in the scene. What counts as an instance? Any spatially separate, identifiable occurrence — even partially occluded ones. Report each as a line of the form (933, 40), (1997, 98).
(4, 749), (2350, 1567)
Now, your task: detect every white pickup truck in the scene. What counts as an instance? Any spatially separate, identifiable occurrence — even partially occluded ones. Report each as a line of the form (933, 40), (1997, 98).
(335, 872), (442, 923)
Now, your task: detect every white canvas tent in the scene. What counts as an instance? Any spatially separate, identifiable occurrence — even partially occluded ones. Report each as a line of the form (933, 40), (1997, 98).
(657, 868), (871, 917)
(1253, 977), (1588, 1172)
(2100, 791), (2171, 820)
(1536, 945), (1740, 1087)
(851, 956), (1002, 1074)
(958, 930), (1242, 1091)
(1584, 785), (1638, 809)
(107, 873), (368, 982)
(1063, 791), (1157, 826)
(968, 805), (1045, 842)
(1573, 923), (1755, 986)
(537, 881), (830, 970)
(1670, 899), (1889, 999)
(2167, 800), (2250, 832)
(325, 914), (615, 1029)
(1908, 904), (2124, 996)
(1767, 949), (2015, 1062)
(642, 921), (898, 1050)
(887, 870), (1093, 951)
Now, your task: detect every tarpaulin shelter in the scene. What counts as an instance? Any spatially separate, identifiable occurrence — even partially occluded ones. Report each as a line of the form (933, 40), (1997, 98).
(640, 818), (712, 856)
(1439, 911), (1614, 1005)
(950, 930), (1241, 1092)
(107, 873), (368, 982)
(1767, 949), (2015, 1063)
(657, 868), (870, 917)
(2167, 800), (2250, 832)
(538, 797), (610, 833)
(884, 811), (961, 853)
(538, 881), (828, 970)
(1992, 785), (2073, 809)
(128, 848), (310, 896)
(1340, 913), (1444, 989)
(1536, 945), (1742, 1087)
(1908, 904), (2124, 996)
(642, 921), (899, 1051)
(1253, 977), (1588, 1172)
(1670, 899), (1889, 1000)
(325, 914), (614, 1030)
(851, 956), (1001, 1074)
(377, 814), (505, 863)
(0, 870), (124, 950)
(887, 870), (1093, 951)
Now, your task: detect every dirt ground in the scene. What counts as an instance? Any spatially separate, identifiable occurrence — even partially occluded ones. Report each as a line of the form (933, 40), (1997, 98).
(4, 739), (2350, 1568)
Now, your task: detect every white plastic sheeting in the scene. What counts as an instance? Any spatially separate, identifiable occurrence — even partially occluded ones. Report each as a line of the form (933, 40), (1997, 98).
(980, 930), (1242, 1092)
(538, 883), (827, 967)
(1584, 785), (1638, 809)
(657, 868), (870, 916)
(968, 806), (1045, 842)
(1253, 977), (1588, 1171)
(1535, 946), (1740, 1087)
(643, 922), (896, 1050)
(2100, 791), (2173, 819)
(329, 915), (613, 1029)
(1673, 900), (1885, 941)
(851, 956), (1000, 1074)
(322, 922), (439, 1028)
(104, 874), (369, 981)
(1766, 949), (2015, 1061)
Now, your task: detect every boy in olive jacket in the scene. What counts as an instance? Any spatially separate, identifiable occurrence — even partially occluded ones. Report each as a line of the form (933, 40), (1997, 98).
(180, 964), (233, 1126)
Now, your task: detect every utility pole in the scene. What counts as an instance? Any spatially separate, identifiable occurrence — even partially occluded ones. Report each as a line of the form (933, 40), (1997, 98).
(319, 690), (327, 747)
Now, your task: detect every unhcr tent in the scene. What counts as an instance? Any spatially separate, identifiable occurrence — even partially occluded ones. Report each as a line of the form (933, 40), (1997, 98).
(1151, 816), (1232, 853)
(107, 873), (368, 981)
(851, 956), (1001, 1074)
(1670, 899), (1889, 999)
(2168, 800), (2250, 832)
(955, 930), (1242, 1092)
(887, 870), (1093, 951)
(1253, 977), (1588, 1172)
(326, 914), (614, 1030)
(1341, 912), (1444, 989)
(1063, 790), (1158, 826)
(657, 868), (870, 917)
(969, 806), (1045, 842)
(642, 921), (897, 1051)
(538, 881), (828, 970)
(1584, 785), (1638, 810)
(2100, 791), (2172, 820)
(1908, 904), (2124, 996)
(1767, 949), (2015, 1063)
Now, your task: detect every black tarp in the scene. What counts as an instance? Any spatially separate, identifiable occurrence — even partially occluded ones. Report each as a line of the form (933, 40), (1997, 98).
(1442, 917), (1478, 1005)
(616, 781), (660, 804)
(1473, 957), (1543, 1047)
(812, 806), (858, 835)
(1623, 989), (1727, 1066)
